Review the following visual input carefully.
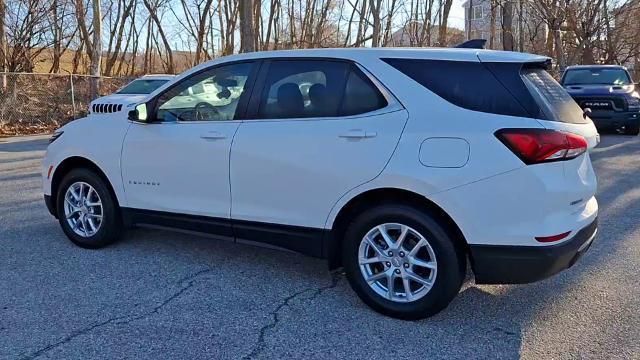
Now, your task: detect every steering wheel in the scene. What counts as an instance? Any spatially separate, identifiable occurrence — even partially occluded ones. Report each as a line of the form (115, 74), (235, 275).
(194, 102), (220, 121)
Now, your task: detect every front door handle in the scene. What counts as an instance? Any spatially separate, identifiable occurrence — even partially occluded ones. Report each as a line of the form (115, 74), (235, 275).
(339, 129), (377, 139)
(200, 131), (227, 140)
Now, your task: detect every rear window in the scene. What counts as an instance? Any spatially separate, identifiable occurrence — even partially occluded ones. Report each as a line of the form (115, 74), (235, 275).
(562, 68), (632, 86)
(382, 58), (530, 118)
(117, 79), (170, 94)
(522, 68), (587, 124)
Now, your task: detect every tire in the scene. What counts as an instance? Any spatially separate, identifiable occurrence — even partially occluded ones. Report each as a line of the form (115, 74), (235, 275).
(342, 204), (465, 320)
(56, 168), (123, 248)
(625, 122), (639, 136)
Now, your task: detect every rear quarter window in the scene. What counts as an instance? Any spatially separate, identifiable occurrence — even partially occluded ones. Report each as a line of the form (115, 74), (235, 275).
(382, 58), (530, 118)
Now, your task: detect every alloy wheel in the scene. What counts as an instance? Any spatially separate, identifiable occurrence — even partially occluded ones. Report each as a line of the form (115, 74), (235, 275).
(63, 181), (103, 237)
(358, 223), (437, 303)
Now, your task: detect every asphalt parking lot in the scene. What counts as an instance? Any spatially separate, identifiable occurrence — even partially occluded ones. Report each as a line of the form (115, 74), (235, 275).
(1, 134), (639, 359)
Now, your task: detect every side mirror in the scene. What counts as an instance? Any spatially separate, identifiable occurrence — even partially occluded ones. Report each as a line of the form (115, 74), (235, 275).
(583, 107), (592, 119)
(128, 103), (149, 123)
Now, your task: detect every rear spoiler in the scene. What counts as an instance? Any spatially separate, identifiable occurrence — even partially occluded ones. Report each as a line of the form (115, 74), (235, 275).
(454, 39), (487, 49)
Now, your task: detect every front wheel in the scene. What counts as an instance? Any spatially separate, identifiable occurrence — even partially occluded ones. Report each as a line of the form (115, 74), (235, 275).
(342, 205), (466, 320)
(56, 168), (123, 248)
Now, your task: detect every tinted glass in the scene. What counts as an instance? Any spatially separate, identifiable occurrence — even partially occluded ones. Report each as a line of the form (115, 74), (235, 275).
(156, 62), (253, 122)
(117, 79), (169, 94)
(258, 60), (348, 119)
(562, 68), (632, 86)
(522, 68), (587, 124)
(382, 58), (529, 118)
(340, 70), (387, 116)
(256, 60), (386, 119)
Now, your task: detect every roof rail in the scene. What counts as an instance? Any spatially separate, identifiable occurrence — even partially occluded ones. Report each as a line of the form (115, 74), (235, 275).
(454, 39), (487, 49)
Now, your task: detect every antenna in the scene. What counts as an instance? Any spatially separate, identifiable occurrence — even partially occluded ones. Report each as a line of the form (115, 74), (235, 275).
(454, 39), (487, 49)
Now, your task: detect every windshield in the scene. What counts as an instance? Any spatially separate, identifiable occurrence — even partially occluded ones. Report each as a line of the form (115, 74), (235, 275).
(522, 68), (587, 124)
(117, 79), (170, 94)
(562, 68), (631, 86)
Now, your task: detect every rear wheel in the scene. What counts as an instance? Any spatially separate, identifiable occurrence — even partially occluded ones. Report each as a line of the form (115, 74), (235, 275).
(624, 122), (639, 135)
(56, 168), (123, 248)
(342, 204), (465, 320)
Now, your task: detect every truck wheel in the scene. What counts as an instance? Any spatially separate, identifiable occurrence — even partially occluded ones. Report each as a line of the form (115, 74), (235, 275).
(625, 122), (640, 136)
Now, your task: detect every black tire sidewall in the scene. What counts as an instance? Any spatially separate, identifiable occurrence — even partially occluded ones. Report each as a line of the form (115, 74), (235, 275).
(56, 168), (121, 248)
(626, 122), (640, 136)
(342, 204), (465, 320)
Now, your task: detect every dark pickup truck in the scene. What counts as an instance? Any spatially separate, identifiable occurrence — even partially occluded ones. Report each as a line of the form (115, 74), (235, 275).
(561, 65), (640, 135)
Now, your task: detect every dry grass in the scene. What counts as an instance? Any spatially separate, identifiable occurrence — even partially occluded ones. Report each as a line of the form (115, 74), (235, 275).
(0, 75), (129, 137)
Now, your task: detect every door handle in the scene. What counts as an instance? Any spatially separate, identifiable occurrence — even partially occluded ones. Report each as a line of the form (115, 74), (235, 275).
(200, 131), (227, 140)
(339, 130), (377, 139)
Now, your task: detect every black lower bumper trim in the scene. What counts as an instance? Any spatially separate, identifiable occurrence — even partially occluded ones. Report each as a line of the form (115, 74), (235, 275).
(44, 194), (57, 218)
(470, 218), (598, 284)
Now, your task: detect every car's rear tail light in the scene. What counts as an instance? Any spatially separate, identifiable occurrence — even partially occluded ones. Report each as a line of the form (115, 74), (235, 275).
(535, 231), (571, 243)
(495, 129), (588, 165)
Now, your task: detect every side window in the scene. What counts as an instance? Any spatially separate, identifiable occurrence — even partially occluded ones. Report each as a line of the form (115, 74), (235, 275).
(340, 69), (388, 116)
(258, 60), (348, 119)
(382, 58), (530, 118)
(156, 62), (254, 122)
(256, 60), (387, 119)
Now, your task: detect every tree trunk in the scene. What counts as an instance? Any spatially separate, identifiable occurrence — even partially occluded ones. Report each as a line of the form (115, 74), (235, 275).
(517, 0), (524, 52)
(467, 0), (473, 40)
(239, 0), (255, 52)
(489, 0), (496, 49)
(0, 0), (6, 91)
(554, 27), (565, 70)
(90, 0), (102, 100)
(142, 0), (175, 73)
(438, 0), (453, 46)
(194, 0), (214, 64)
(105, 0), (134, 75)
(502, 1), (514, 51)
(370, 0), (382, 47)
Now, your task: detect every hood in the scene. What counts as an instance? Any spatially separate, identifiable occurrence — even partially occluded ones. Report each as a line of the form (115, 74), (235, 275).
(564, 83), (636, 96)
(89, 94), (148, 115)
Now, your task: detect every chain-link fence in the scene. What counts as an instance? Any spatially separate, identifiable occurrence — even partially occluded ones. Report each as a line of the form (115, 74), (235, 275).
(0, 73), (132, 136)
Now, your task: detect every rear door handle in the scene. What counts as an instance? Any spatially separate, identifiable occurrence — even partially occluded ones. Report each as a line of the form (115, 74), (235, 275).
(339, 130), (377, 139)
(200, 131), (227, 140)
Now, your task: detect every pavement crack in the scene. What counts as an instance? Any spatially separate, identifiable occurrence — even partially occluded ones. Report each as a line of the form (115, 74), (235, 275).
(243, 272), (341, 360)
(20, 267), (213, 360)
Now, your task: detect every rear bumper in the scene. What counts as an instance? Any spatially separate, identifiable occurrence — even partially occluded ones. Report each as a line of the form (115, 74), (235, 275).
(44, 194), (57, 218)
(470, 218), (598, 284)
(590, 111), (639, 128)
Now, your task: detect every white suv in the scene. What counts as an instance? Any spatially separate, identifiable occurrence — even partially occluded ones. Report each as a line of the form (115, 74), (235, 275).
(43, 49), (599, 319)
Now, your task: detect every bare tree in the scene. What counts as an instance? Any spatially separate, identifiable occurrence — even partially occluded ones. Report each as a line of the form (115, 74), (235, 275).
(501, 0), (514, 51)
(142, 0), (175, 72)
(3, 0), (51, 72)
(103, 0), (135, 75)
(437, 0), (454, 46)
(532, 0), (568, 69)
(239, 0), (256, 52)
(90, 0), (102, 98)
(565, 0), (605, 64)
(0, 0), (6, 90)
